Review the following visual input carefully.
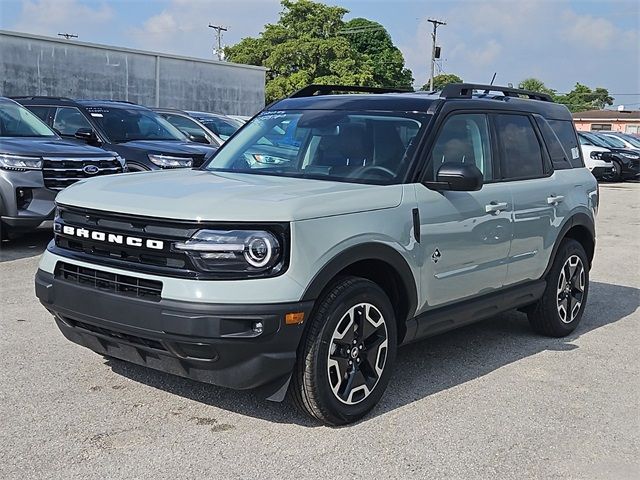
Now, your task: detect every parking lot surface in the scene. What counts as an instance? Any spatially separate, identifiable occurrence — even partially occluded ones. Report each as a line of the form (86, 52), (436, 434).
(1, 183), (638, 480)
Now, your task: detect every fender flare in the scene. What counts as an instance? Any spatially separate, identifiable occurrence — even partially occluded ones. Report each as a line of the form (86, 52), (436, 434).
(300, 242), (418, 319)
(543, 212), (595, 277)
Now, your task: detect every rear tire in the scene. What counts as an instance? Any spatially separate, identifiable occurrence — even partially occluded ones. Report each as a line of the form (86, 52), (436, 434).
(528, 239), (589, 337)
(290, 276), (397, 426)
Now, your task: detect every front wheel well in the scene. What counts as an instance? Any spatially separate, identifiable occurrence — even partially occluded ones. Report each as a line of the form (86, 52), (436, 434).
(331, 259), (412, 343)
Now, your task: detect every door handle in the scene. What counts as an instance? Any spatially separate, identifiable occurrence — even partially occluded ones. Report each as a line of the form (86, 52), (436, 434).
(485, 202), (508, 214)
(547, 195), (565, 205)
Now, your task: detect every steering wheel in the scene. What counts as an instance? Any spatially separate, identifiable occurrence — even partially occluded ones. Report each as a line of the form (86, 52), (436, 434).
(351, 165), (396, 179)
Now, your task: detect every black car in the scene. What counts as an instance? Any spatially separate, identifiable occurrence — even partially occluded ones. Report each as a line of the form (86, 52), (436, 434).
(578, 131), (640, 181)
(14, 97), (218, 171)
(185, 111), (244, 141)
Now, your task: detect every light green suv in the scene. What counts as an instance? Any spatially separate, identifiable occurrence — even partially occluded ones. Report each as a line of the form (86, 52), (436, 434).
(35, 84), (598, 425)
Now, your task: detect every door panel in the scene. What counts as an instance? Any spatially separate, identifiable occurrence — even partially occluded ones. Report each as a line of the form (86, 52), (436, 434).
(416, 183), (513, 309)
(506, 174), (569, 284)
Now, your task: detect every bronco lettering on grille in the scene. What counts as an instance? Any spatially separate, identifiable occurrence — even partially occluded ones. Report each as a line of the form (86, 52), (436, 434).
(58, 224), (164, 250)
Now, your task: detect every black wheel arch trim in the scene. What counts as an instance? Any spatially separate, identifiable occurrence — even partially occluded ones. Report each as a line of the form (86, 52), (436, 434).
(543, 212), (595, 278)
(300, 243), (418, 320)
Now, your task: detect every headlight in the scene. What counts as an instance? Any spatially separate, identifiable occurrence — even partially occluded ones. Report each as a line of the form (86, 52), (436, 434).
(252, 154), (289, 165)
(148, 154), (193, 168)
(590, 151), (604, 160)
(620, 152), (639, 159)
(174, 229), (283, 274)
(0, 153), (42, 171)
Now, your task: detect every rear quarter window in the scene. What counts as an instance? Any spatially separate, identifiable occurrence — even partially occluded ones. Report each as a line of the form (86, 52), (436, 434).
(534, 116), (572, 170)
(547, 119), (583, 168)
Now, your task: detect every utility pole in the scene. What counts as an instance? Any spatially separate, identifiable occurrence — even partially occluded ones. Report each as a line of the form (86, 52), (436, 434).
(427, 19), (446, 91)
(57, 33), (78, 40)
(208, 23), (228, 61)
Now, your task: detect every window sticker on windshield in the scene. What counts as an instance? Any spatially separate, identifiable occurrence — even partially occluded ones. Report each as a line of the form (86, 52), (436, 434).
(90, 113), (103, 117)
(258, 110), (287, 120)
(571, 147), (579, 159)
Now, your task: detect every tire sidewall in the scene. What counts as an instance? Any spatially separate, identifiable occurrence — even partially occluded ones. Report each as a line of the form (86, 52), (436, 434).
(310, 280), (397, 423)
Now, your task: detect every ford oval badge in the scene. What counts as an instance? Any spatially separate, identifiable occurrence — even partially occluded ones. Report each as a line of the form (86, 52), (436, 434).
(83, 165), (100, 175)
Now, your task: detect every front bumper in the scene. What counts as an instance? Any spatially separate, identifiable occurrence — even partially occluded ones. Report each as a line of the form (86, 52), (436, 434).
(35, 269), (313, 398)
(590, 164), (616, 179)
(0, 170), (56, 230)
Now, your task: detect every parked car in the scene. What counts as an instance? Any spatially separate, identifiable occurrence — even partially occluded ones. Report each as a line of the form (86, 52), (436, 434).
(0, 97), (125, 240)
(578, 143), (616, 180)
(152, 108), (224, 147)
(579, 132), (640, 180)
(36, 83), (597, 425)
(14, 97), (217, 171)
(185, 111), (243, 141)
(597, 131), (640, 151)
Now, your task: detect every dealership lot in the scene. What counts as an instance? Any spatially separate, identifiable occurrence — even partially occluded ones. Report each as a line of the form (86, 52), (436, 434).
(0, 183), (638, 479)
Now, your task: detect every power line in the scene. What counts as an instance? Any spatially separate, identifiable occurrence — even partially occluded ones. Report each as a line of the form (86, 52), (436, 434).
(427, 19), (446, 91)
(208, 23), (228, 61)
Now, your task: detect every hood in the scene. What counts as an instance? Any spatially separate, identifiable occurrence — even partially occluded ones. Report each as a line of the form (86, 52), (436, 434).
(115, 140), (217, 156)
(56, 169), (403, 222)
(0, 137), (112, 157)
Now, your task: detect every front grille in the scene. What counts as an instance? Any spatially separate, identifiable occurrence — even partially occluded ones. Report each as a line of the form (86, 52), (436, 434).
(55, 261), (163, 301)
(43, 157), (123, 190)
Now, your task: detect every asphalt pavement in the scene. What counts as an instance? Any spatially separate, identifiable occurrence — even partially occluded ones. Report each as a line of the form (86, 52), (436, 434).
(0, 182), (638, 479)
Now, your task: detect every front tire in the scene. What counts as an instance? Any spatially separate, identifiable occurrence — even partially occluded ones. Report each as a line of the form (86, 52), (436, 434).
(528, 239), (589, 337)
(290, 277), (397, 426)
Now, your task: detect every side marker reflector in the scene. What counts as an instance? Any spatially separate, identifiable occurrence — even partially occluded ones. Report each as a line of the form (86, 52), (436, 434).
(285, 312), (305, 325)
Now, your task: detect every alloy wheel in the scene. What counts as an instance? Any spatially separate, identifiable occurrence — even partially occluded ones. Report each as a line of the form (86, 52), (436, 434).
(327, 303), (389, 405)
(556, 255), (585, 324)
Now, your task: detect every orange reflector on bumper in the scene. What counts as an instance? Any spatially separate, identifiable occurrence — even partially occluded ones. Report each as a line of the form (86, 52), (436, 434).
(285, 312), (305, 325)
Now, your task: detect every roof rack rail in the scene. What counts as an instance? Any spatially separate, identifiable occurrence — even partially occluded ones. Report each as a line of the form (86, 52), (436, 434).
(289, 84), (410, 98)
(10, 95), (75, 102)
(440, 83), (554, 102)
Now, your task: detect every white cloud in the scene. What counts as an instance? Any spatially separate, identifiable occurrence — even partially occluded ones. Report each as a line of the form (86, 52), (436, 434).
(128, 0), (281, 59)
(11, 0), (113, 37)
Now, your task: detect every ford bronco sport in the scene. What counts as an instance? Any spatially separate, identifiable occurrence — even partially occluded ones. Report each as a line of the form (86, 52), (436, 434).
(35, 84), (598, 425)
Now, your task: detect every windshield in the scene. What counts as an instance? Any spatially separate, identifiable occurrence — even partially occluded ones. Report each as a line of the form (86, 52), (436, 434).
(580, 132), (609, 148)
(597, 133), (626, 148)
(0, 101), (57, 137)
(86, 106), (187, 143)
(204, 110), (427, 185)
(195, 116), (242, 141)
(619, 133), (640, 148)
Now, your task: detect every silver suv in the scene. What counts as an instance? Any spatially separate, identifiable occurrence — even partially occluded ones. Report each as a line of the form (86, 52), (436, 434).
(35, 84), (598, 425)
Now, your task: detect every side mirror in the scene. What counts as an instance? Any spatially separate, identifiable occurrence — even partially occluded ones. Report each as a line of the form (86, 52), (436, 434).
(185, 133), (209, 144)
(75, 128), (99, 144)
(425, 162), (484, 191)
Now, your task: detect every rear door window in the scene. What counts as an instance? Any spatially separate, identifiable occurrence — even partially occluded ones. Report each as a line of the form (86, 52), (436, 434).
(495, 114), (544, 180)
(27, 106), (53, 123)
(548, 119), (583, 168)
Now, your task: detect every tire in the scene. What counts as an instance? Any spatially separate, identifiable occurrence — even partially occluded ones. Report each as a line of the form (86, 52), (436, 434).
(610, 161), (623, 182)
(290, 276), (397, 426)
(528, 239), (589, 337)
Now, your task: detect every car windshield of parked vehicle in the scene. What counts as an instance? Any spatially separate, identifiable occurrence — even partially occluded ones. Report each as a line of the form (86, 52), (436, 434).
(194, 115), (242, 140)
(86, 106), (187, 143)
(204, 110), (427, 184)
(580, 132), (610, 148)
(597, 133), (627, 148)
(619, 133), (640, 148)
(0, 101), (57, 137)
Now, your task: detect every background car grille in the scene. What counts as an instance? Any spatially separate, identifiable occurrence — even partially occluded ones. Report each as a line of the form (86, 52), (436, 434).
(55, 261), (163, 301)
(43, 157), (123, 190)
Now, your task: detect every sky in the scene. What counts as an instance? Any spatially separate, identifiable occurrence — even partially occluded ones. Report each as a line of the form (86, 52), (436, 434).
(1, 0), (639, 107)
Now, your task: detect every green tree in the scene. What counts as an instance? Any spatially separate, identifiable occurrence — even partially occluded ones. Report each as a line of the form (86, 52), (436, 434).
(518, 78), (556, 96)
(555, 83), (614, 112)
(342, 18), (413, 88)
(420, 73), (463, 91)
(225, 0), (411, 102)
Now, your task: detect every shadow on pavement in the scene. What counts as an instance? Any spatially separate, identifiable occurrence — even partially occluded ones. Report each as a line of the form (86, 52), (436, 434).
(0, 230), (52, 263)
(105, 280), (639, 427)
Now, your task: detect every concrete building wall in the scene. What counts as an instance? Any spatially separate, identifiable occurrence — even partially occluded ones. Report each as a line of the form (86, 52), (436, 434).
(0, 30), (266, 116)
